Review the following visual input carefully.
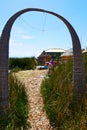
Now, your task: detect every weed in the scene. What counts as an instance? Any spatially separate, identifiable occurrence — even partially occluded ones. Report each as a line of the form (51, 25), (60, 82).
(41, 56), (87, 129)
(0, 74), (30, 130)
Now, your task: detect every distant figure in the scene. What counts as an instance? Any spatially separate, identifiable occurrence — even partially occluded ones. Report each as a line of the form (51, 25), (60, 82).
(48, 60), (54, 74)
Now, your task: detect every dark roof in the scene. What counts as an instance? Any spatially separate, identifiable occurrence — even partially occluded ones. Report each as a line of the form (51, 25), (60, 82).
(38, 51), (51, 58)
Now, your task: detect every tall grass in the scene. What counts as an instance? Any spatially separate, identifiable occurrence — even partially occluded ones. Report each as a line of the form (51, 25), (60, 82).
(41, 55), (87, 129)
(0, 73), (30, 130)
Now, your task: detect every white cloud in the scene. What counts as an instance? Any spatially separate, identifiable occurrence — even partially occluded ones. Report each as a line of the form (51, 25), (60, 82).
(11, 26), (34, 40)
(21, 35), (33, 40)
(10, 39), (22, 46)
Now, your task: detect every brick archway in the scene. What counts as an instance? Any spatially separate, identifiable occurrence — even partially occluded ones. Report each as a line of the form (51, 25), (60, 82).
(0, 8), (86, 113)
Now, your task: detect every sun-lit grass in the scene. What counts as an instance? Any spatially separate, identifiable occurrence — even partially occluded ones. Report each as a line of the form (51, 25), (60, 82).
(41, 54), (87, 129)
(8, 74), (30, 130)
(0, 73), (30, 130)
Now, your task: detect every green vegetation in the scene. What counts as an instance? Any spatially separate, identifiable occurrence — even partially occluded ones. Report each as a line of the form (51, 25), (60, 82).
(9, 57), (37, 71)
(83, 53), (87, 83)
(0, 74), (30, 130)
(41, 54), (87, 129)
(0, 56), (37, 129)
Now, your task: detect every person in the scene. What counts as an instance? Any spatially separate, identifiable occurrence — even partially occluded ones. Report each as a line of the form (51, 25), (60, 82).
(48, 60), (54, 75)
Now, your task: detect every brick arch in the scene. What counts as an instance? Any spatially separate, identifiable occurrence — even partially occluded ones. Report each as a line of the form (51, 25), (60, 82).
(0, 8), (86, 113)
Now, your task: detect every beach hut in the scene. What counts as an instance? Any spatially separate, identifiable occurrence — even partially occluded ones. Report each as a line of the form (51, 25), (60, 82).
(60, 49), (73, 62)
(37, 51), (51, 65)
(45, 48), (66, 62)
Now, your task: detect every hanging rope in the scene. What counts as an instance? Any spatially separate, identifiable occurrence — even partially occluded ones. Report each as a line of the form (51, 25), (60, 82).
(19, 15), (47, 32)
(18, 13), (58, 33)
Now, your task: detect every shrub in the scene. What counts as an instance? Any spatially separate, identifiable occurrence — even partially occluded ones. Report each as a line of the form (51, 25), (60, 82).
(0, 74), (30, 130)
(41, 58), (87, 129)
(8, 73), (30, 129)
(9, 57), (37, 70)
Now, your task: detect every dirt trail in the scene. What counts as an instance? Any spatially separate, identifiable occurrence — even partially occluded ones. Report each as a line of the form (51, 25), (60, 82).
(16, 70), (53, 130)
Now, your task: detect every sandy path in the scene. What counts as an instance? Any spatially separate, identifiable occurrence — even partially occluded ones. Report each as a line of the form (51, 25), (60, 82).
(16, 70), (52, 130)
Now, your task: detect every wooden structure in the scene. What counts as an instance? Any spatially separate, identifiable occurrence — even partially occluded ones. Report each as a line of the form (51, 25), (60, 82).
(0, 8), (86, 114)
(60, 49), (73, 62)
(45, 48), (66, 62)
(37, 51), (51, 65)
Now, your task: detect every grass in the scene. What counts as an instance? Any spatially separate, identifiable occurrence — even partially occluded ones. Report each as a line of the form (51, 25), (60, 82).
(41, 54), (87, 129)
(0, 73), (30, 130)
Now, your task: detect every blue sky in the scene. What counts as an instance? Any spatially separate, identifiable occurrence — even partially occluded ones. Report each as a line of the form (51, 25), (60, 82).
(0, 0), (87, 57)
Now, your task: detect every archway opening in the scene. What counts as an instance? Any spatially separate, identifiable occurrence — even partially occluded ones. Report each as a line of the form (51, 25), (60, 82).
(9, 12), (71, 58)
